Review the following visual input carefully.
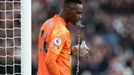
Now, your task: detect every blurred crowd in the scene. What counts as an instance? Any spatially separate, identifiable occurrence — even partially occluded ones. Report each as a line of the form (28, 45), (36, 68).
(0, 0), (21, 74)
(32, 0), (134, 75)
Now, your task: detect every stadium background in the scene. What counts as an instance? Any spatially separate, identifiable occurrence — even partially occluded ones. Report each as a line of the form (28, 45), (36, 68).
(32, 0), (134, 75)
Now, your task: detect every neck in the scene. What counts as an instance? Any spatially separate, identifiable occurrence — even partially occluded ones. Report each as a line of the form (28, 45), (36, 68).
(58, 9), (69, 23)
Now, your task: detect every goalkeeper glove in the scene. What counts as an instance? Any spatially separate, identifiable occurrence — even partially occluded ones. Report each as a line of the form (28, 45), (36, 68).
(71, 40), (89, 58)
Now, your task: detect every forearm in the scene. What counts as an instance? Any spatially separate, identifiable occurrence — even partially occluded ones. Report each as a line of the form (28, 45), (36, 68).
(45, 51), (60, 75)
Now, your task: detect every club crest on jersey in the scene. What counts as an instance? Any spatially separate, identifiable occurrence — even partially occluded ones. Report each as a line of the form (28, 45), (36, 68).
(54, 38), (62, 46)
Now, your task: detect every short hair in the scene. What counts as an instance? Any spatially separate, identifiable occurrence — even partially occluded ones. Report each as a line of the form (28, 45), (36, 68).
(64, 0), (82, 4)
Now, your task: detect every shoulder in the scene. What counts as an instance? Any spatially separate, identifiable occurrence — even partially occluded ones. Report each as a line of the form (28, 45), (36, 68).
(51, 25), (69, 38)
(54, 24), (69, 34)
(41, 18), (54, 30)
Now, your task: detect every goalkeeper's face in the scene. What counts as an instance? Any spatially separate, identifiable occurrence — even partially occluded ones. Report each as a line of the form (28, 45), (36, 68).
(64, 3), (83, 25)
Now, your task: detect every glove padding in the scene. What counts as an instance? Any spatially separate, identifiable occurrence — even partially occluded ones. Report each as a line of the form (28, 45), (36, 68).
(80, 41), (89, 58)
(71, 41), (89, 58)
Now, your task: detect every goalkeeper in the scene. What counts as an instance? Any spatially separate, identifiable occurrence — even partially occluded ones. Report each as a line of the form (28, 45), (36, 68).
(37, 0), (89, 75)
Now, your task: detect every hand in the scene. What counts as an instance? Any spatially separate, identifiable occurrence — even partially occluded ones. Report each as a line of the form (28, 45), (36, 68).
(80, 41), (89, 58)
(71, 44), (79, 56)
(71, 41), (90, 58)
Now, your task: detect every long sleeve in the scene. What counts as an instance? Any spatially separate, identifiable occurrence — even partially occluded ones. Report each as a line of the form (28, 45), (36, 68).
(45, 31), (65, 75)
